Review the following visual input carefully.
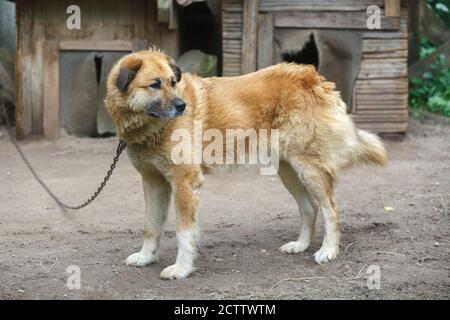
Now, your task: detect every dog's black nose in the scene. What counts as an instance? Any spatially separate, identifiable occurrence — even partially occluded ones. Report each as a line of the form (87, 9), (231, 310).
(173, 99), (186, 112)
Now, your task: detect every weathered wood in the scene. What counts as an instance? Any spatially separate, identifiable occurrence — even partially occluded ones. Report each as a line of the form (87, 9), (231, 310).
(222, 0), (243, 75)
(352, 121), (408, 133)
(15, 1), (40, 138)
(241, 0), (260, 74)
(274, 10), (400, 30)
(363, 38), (407, 58)
(132, 40), (149, 52)
(363, 39), (407, 53)
(14, 5), (30, 138)
(354, 78), (408, 94)
(159, 23), (179, 58)
(260, 0), (385, 12)
(385, 0), (401, 17)
(43, 41), (60, 140)
(59, 40), (133, 51)
(358, 58), (407, 79)
(257, 13), (274, 69)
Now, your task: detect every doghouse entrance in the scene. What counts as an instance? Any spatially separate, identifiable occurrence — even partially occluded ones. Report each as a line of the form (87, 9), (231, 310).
(59, 50), (129, 137)
(281, 33), (319, 69)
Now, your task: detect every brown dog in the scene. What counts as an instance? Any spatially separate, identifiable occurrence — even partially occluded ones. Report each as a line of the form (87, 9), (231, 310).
(105, 48), (387, 279)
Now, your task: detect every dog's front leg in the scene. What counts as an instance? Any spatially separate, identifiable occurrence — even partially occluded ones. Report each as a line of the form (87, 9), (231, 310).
(126, 171), (171, 267)
(160, 168), (202, 280)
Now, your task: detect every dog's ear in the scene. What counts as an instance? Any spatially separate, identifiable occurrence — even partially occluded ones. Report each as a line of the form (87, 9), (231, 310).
(168, 58), (182, 82)
(116, 56), (142, 92)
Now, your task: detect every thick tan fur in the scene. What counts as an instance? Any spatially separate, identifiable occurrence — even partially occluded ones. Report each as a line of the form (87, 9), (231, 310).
(105, 49), (387, 279)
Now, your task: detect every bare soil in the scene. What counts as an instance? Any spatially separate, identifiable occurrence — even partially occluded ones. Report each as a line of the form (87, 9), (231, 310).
(0, 116), (449, 300)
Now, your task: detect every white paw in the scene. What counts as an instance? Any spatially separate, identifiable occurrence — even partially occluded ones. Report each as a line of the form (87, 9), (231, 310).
(126, 251), (158, 267)
(280, 240), (310, 254)
(160, 264), (193, 280)
(313, 245), (339, 264)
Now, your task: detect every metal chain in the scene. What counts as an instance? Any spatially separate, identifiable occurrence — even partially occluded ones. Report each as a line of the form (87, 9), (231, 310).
(1, 97), (126, 210)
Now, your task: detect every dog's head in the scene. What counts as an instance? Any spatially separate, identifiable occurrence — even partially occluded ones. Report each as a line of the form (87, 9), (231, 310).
(107, 49), (185, 121)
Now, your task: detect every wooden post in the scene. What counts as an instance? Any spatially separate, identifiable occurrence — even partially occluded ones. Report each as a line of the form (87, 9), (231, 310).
(257, 13), (273, 69)
(385, 0), (401, 17)
(43, 41), (60, 140)
(241, 0), (260, 74)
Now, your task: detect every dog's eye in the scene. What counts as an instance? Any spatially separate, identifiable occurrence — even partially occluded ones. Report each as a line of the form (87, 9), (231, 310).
(149, 80), (161, 89)
(170, 79), (177, 87)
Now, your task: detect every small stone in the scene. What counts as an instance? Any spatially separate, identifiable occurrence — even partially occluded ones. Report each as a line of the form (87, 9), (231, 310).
(434, 242), (440, 247)
(17, 289), (24, 293)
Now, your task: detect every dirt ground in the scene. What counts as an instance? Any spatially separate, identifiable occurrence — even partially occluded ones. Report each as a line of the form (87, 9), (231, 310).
(0, 116), (449, 300)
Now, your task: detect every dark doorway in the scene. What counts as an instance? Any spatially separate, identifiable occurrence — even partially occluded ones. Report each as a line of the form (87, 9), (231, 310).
(282, 33), (319, 69)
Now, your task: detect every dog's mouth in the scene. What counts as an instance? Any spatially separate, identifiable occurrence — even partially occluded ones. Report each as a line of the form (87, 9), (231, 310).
(147, 110), (161, 118)
(146, 109), (183, 119)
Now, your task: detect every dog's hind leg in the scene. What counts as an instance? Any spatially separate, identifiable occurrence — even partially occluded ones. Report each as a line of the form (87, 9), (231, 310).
(288, 158), (341, 264)
(278, 161), (318, 254)
(126, 171), (171, 267)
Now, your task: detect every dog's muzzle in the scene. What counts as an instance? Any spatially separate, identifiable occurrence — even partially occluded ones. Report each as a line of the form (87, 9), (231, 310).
(147, 99), (186, 119)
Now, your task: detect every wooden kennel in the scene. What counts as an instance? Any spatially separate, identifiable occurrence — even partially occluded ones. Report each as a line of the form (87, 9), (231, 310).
(222, 0), (409, 133)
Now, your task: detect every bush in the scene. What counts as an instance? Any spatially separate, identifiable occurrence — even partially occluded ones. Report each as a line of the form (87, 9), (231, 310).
(409, 1), (450, 118)
(410, 53), (450, 117)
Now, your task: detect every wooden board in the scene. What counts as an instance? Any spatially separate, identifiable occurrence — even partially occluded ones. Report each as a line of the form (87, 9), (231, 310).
(241, 0), (260, 74)
(385, 0), (401, 17)
(257, 14), (274, 69)
(59, 40), (133, 51)
(274, 10), (400, 30)
(43, 41), (60, 140)
(260, 0), (385, 12)
(222, 0), (243, 75)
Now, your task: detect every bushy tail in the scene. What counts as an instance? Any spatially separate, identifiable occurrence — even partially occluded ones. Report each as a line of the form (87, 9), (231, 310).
(354, 129), (387, 166)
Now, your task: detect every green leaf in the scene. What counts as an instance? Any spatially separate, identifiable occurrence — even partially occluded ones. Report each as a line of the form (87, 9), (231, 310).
(435, 3), (449, 13)
(422, 71), (433, 79)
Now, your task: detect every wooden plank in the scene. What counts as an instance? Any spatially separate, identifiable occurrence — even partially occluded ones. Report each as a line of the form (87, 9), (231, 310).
(274, 10), (400, 30)
(146, 0), (160, 47)
(15, 1), (44, 138)
(260, 0), (385, 12)
(159, 23), (179, 58)
(353, 120), (408, 133)
(363, 39), (407, 53)
(222, 0), (243, 75)
(354, 78), (408, 94)
(15, 1), (30, 139)
(257, 13), (274, 69)
(385, 0), (401, 17)
(222, 31), (243, 39)
(362, 38), (407, 58)
(59, 40), (133, 51)
(357, 58), (407, 79)
(132, 40), (148, 52)
(241, 0), (260, 74)
(43, 41), (60, 140)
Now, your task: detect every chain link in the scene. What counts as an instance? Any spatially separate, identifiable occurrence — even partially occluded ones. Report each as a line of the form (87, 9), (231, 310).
(1, 97), (126, 210)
